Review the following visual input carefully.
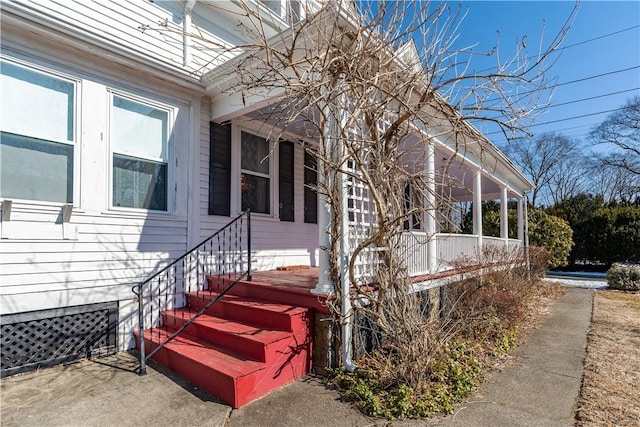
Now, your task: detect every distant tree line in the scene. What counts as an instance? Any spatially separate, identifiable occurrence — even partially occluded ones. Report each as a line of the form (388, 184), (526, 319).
(505, 96), (640, 208)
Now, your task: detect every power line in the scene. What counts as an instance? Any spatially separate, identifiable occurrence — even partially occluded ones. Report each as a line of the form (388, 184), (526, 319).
(553, 66), (640, 90)
(465, 65), (640, 108)
(546, 88), (639, 109)
(556, 24), (639, 51)
(475, 25), (640, 74)
(484, 106), (628, 136)
(530, 106), (625, 127)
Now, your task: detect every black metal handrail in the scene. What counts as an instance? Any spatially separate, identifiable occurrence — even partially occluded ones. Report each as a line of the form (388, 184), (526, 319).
(133, 210), (252, 375)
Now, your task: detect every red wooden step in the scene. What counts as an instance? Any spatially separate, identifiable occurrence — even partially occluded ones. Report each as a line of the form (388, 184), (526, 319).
(163, 309), (292, 362)
(135, 325), (311, 408)
(207, 275), (329, 313)
(186, 290), (309, 332)
(135, 290), (314, 408)
(134, 329), (264, 408)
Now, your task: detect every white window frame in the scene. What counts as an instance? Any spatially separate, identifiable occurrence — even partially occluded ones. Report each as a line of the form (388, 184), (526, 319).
(233, 123), (278, 218)
(107, 90), (175, 215)
(0, 56), (80, 206)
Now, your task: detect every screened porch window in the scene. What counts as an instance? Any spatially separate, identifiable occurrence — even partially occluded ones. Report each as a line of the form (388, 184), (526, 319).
(0, 61), (75, 203)
(240, 131), (270, 215)
(111, 95), (169, 211)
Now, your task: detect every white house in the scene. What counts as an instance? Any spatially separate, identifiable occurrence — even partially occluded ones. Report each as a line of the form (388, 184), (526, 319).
(0, 0), (533, 403)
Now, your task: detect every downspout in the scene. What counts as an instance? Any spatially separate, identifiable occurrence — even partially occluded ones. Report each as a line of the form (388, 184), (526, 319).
(524, 193), (531, 279)
(183, 0), (196, 67)
(340, 169), (357, 372)
(336, 91), (357, 373)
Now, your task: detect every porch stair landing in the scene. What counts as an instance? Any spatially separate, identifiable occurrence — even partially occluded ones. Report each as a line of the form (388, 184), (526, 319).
(207, 270), (330, 314)
(134, 289), (313, 408)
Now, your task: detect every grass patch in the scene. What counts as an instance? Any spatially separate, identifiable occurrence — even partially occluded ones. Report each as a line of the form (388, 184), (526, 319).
(599, 290), (640, 310)
(576, 290), (640, 425)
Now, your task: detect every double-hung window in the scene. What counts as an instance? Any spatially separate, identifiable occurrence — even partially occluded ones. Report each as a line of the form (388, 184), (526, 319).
(0, 60), (75, 203)
(110, 94), (170, 212)
(240, 131), (271, 215)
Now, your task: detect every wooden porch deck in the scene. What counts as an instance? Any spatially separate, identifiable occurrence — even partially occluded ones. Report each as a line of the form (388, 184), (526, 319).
(240, 263), (494, 314)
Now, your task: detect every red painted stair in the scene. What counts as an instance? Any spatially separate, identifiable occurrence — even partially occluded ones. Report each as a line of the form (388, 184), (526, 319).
(207, 275), (329, 313)
(134, 290), (313, 408)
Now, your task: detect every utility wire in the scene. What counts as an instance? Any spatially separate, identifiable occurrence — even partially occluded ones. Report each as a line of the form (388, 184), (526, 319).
(464, 65), (640, 108)
(560, 24), (640, 50)
(484, 106), (628, 136)
(546, 88), (639, 109)
(529, 106), (624, 127)
(475, 24), (640, 74)
(553, 66), (640, 90)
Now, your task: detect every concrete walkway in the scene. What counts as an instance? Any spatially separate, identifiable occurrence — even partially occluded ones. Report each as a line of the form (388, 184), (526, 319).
(427, 286), (593, 426)
(0, 288), (593, 427)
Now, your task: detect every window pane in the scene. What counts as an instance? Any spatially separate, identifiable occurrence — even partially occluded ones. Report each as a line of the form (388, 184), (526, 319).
(0, 132), (73, 203)
(241, 131), (269, 174)
(1, 61), (74, 142)
(304, 151), (318, 224)
(259, 0), (282, 16)
(113, 154), (167, 211)
(241, 173), (270, 214)
(112, 96), (168, 160)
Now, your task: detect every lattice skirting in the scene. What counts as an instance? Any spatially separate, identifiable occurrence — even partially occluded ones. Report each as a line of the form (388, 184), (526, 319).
(1, 302), (118, 377)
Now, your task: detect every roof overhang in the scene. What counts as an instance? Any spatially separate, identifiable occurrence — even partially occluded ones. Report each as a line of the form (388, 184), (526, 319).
(201, 1), (534, 195)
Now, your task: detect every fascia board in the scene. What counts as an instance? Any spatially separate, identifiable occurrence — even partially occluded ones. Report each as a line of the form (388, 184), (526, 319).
(202, 11), (329, 95)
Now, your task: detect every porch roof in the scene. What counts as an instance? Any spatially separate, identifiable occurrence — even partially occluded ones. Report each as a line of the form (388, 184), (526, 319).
(200, 2), (534, 199)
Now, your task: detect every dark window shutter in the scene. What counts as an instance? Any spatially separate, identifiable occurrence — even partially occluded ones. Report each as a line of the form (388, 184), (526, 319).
(208, 122), (231, 216)
(279, 141), (295, 222)
(304, 149), (318, 224)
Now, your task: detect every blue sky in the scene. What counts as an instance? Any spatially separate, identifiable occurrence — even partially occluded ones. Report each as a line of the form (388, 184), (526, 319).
(447, 1), (640, 150)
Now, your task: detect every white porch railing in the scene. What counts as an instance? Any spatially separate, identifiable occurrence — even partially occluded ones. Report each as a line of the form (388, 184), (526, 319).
(436, 233), (479, 270)
(399, 232), (524, 277)
(398, 231), (431, 276)
(508, 238), (522, 249)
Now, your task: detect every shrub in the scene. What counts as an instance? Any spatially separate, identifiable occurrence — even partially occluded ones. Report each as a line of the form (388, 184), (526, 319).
(528, 246), (550, 278)
(528, 209), (574, 268)
(328, 248), (564, 421)
(329, 341), (481, 419)
(607, 263), (640, 291)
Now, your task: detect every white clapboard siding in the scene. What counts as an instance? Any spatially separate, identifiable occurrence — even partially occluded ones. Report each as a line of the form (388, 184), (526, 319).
(7, 0), (240, 78)
(0, 0), (322, 353)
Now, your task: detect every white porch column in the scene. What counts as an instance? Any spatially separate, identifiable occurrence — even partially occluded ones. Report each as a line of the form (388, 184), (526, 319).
(473, 169), (483, 248)
(517, 196), (524, 243)
(313, 186), (334, 295)
(500, 186), (509, 245)
(425, 142), (437, 273)
(312, 109), (336, 295)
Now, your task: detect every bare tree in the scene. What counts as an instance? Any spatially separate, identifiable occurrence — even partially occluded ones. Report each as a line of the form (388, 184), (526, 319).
(588, 158), (640, 203)
(548, 148), (588, 204)
(505, 132), (582, 206)
(589, 96), (640, 175)
(144, 0), (576, 388)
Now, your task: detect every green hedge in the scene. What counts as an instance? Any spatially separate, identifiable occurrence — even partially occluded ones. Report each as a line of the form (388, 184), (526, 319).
(548, 196), (640, 266)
